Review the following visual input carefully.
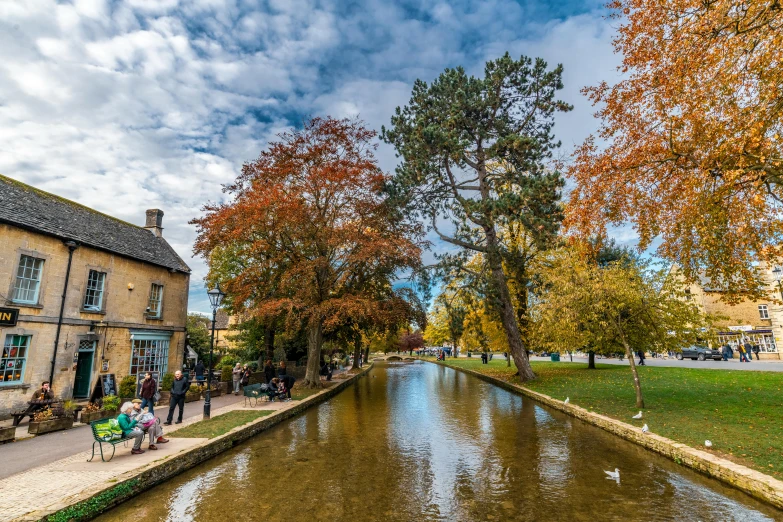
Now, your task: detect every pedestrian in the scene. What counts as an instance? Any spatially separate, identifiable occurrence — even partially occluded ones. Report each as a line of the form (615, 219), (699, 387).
(232, 363), (242, 395)
(752, 344), (760, 361)
(741, 342), (752, 363)
(241, 364), (252, 388)
(278, 360), (288, 378)
(140, 372), (157, 414)
(118, 402), (147, 454)
(320, 361), (333, 381)
(637, 350), (646, 366)
(194, 360), (206, 386)
(263, 360), (275, 384)
(164, 370), (189, 425)
(721, 344), (731, 362)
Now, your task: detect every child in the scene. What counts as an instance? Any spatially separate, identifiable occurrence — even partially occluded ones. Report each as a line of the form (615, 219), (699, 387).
(277, 379), (288, 401)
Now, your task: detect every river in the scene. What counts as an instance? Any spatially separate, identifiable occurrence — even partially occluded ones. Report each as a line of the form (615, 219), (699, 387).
(96, 361), (780, 521)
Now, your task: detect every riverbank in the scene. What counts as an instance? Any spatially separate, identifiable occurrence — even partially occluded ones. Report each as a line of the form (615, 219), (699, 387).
(426, 357), (783, 510)
(2, 365), (372, 522)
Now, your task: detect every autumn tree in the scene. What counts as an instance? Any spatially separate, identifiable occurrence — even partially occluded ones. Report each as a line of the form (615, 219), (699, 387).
(382, 53), (571, 381)
(398, 331), (425, 355)
(186, 313), (212, 364)
(533, 247), (714, 408)
(568, 0), (783, 300)
(192, 117), (422, 387)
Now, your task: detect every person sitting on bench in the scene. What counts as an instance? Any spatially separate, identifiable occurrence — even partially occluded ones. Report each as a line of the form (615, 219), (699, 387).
(267, 378), (280, 401)
(118, 402), (147, 455)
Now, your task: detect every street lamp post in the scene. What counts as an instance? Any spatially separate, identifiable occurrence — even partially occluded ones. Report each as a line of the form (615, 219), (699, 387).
(772, 267), (783, 301)
(203, 285), (225, 420)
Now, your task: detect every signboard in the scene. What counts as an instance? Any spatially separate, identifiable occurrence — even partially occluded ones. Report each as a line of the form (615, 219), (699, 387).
(135, 371), (160, 398)
(89, 373), (117, 403)
(727, 325), (753, 332)
(0, 308), (19, 327)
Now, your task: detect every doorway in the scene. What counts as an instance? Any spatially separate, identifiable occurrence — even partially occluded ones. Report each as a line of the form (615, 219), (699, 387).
(74, 341), (95, 398)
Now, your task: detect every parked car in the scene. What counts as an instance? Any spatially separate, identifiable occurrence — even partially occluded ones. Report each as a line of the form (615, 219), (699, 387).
(676, 345), (723, 361)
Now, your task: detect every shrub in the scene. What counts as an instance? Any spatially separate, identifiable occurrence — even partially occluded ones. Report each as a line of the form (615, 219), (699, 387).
(118, 375), (137, 398)
(62, 400), (77, 413)
(215, 355), (237, 370)
(102, 394), (120, 411)
(33, 407), (53, 422)
(161, 372), (174, 391)
(188, 383), (200, 393)
(220, 367), (232, 382)
(245, 361), (259, 372)
(83, 402), (101, 413)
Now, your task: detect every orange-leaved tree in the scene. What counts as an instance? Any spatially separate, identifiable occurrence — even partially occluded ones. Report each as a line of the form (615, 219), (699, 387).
(568, 0), (783, 301)
(192, 117), (422, 387)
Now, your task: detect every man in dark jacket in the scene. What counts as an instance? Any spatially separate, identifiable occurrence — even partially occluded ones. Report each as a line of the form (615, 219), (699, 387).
(263, 360), (275, 384)
(194, 361), (206, 385)
(140, 372), (157, 414)
(164, 370), (189, 425)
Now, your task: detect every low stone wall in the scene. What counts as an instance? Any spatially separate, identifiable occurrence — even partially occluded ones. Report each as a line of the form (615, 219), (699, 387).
(39, 365), (373, 522)
(432, 360), (783, 510)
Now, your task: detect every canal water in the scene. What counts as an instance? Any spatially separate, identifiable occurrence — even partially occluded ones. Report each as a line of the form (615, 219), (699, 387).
(97, 361), (780, 521)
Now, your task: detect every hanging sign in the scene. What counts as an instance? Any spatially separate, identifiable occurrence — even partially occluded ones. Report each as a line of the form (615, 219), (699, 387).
(0, 308), (19, 327)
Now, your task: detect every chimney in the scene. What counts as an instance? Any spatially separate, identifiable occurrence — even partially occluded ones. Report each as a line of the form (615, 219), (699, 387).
(145, 209), (164, 237)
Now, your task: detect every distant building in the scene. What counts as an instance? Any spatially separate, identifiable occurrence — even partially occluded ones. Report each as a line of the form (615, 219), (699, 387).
(671, 266), (779, 359)
(0, 175), (190, 417)
(211, 309), (236, 353)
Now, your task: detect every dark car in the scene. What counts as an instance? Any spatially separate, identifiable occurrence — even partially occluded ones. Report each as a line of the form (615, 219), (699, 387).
(676, 345), (723, 361)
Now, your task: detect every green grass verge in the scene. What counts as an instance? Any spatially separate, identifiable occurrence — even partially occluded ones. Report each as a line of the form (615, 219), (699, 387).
(290, 382), (334, 400)
(172, 410), (273, 439)
(430, 357), (783, 478)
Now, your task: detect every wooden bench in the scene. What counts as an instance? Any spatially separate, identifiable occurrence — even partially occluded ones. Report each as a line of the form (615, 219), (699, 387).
(87, 420), (145, 462)
(11, 410), (34, 427)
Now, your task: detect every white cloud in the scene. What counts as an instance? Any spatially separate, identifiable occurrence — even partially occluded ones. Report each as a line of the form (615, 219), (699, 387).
(0, 0), (623, 312)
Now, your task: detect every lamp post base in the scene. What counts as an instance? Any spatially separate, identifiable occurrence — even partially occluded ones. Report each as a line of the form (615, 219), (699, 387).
(203, 390), (211, 420)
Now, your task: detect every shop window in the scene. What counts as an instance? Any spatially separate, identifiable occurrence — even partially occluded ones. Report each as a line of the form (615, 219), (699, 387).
(83, 270), (106, 311)
(13, 255), (44, 304)
(130, 337), (169, 375)
(1, 335), (29, 384)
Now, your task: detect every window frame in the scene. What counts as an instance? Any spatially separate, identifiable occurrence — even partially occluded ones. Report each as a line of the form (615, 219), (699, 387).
(1, 334), (31, 385)
(11, 255), (45, 305)
(82, 269), (107, 312)
(129, 332), (171, 376)
(147, 283), (164, 319)
(758, 304), (769, 320)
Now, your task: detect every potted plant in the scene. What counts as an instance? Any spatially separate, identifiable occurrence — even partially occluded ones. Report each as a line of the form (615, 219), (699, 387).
(185, 383), (201, 403)
(0, 424), (15, 444)
(80, 399), (117, 424)
(201, 382), (221, 399)
(119, 375), (137, 402)
(28, 404), (75, 435)
(159, 373), (174, 403)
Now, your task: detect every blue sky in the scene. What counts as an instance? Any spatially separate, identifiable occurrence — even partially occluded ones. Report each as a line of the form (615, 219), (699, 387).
(0, 0), (624, 313)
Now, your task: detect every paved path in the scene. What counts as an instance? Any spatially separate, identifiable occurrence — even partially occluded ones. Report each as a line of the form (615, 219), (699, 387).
(0, 392), (247, 479)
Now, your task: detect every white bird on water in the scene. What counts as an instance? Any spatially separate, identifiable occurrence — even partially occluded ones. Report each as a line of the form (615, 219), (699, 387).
(604, 468), (620, 481)
(564, 397), (570, 404)
(705, 440), (713, 448)
(632, 411), (643, 420)
(642, 424), (649, 433)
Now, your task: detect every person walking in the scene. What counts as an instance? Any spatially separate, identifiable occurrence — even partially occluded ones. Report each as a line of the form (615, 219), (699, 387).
(118, 402), (147, 454)
(721, 344), (731, 362)
(140, 372), (157, 414)
(740, 342), (751, 363)
(232, 363), (242, 395)
(263, 360), (275, 384)
(164, 370), (189, 425)
(637, 350), (646, 366)
(194, 360), (206, 386)
(752, 344), (761, 361)
(278, 360), (288, 378)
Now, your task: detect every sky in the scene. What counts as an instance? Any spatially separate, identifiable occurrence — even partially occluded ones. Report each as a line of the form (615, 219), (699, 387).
(0, 0), (625, 313)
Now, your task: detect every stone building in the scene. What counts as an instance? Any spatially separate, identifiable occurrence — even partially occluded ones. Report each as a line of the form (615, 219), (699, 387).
(672, 266), (780, 359)
(0, 175), (190, 418)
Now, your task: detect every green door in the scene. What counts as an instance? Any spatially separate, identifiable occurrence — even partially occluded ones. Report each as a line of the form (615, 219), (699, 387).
(74, 351), (94, 398)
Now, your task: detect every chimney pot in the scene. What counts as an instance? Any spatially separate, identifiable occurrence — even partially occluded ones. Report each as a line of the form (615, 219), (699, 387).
(145, 209), (164, 237)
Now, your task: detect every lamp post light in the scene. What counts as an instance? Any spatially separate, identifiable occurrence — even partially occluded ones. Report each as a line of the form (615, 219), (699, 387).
(773, 267), (783, 301)
(203, 285), (225, 420)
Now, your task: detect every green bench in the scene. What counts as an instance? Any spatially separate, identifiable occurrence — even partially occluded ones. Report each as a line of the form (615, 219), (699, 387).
(87, 420), (146, 462)
(243, 383), (266, 406)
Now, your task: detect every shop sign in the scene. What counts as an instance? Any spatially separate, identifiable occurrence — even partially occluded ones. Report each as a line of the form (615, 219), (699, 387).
(0, 308), (19, 327)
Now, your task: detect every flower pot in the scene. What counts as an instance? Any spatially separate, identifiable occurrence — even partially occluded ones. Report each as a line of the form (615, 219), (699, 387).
(28, 417), (74, 435)
(201, 388), (221, 399)
(0, 426), (16, 444)
(80, 409), (116, 424)
(218, 382), (228, 394)
(185, 392), (201, 403)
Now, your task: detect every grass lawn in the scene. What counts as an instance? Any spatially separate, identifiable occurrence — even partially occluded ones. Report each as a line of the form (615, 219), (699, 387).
(290, 382), (334, 400)
(429, 357), (783, 478)
(173, 410), (273, 439)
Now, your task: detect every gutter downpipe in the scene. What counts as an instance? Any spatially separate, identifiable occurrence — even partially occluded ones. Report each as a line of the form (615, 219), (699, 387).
(49, 240), (79, 386)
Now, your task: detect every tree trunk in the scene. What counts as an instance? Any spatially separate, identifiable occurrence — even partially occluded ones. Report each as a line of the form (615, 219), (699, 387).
(352, 334), (363, 370)
(620, 339), (644, 408)
(364, 346), (369, 363)
(485, 230), (536, 381)
(265, 326), (275, 362)
(587, 351), (596, 369)
(303, 322), (323, 388)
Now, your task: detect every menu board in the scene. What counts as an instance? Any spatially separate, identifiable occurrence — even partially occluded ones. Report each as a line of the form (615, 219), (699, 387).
(135, 371), (160, 398)
(89, 373), (117, 403)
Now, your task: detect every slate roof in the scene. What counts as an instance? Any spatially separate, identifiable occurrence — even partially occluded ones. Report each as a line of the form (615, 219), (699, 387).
(0, 175), (190, 273)
(212, 309), (230, 330)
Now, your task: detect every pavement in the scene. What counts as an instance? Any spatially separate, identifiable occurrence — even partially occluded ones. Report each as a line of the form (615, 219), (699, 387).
(0, 391), (248, 479)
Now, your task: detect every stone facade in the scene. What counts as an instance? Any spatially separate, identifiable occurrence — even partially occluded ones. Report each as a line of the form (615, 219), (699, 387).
(0, 208), (190, 417)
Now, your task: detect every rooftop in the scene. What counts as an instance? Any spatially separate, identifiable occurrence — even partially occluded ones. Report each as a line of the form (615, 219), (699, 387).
(0, 174), (190, 273)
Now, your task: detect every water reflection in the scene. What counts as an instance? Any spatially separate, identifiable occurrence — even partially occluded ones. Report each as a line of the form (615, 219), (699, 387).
(97, 361), (779, 522)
